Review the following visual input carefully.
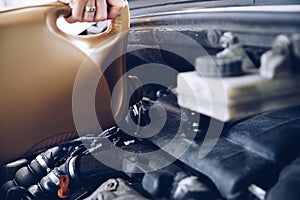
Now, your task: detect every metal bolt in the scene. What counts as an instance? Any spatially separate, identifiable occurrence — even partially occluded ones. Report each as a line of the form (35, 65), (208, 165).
(272, 35), (291, 55)
(219, 32), (238, 48)
(207, 30), (222, 47)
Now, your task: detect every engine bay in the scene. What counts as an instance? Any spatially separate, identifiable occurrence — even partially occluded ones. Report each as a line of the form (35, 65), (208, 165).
(1, 1), (300, 200)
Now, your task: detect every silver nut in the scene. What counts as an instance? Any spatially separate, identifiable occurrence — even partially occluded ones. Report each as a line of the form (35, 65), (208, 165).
(272, 35), (291, 55)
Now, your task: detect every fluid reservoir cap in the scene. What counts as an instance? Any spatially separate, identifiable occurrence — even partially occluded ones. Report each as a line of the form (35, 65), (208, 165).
(195, 55), (243, 77)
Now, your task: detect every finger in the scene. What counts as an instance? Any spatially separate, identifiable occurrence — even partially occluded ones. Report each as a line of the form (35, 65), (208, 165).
(94, 0), (107, 21)
(83, 0), (96, 22)
(66, 0), (87, 23)
(58, 0), (69, 4)
(107, 0), (125, 19)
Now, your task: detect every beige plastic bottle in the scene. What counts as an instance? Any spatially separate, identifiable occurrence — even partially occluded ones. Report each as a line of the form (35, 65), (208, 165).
(0, 1), (131, 164)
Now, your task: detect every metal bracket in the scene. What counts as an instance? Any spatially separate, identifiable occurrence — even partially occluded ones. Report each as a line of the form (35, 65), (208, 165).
(260, 35), (292, 79)
(216, 32), (255, 70)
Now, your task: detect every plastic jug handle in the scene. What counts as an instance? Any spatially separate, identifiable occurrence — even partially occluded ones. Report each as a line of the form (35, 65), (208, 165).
(46, 1), (130, 49)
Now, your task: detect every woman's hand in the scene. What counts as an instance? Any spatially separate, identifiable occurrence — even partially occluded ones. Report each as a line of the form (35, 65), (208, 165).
(58, 0), (126, 23)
